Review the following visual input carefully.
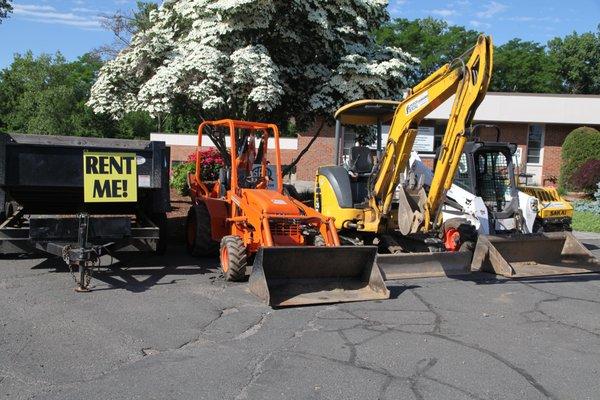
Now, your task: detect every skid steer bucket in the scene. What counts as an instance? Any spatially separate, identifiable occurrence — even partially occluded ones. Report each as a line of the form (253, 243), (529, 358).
(471, 232), (600, 277)
(249, 246), (389, 307)
(378, 251), (473, 280)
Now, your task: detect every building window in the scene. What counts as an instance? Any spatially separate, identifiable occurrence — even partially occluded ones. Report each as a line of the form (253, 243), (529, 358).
(433, 121), (446, 153)
(526, 124), (544, 164)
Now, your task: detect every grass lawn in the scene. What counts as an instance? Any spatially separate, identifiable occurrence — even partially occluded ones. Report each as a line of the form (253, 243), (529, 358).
(572, 210), (600, 233)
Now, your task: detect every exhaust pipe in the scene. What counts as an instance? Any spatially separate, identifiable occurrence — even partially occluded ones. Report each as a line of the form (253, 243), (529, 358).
(249, 246), (389, 307)
(471, 232), (600, 277)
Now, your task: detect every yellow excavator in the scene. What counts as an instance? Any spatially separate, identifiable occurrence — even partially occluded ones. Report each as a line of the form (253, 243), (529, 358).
(315, 35), (600, 279)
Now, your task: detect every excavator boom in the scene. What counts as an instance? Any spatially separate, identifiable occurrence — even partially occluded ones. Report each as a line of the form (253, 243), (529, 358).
(316, 34), (598, 281)
(356, 35), (493, 234)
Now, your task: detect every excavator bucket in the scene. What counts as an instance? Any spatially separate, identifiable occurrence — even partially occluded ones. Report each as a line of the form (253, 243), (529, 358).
(378, 251), (473, 280)
(471, 232), (600, 277)
(249, 246), (389, 307)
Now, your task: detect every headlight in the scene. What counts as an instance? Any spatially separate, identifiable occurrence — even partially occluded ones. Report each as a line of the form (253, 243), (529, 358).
(529, 198), (539, 213)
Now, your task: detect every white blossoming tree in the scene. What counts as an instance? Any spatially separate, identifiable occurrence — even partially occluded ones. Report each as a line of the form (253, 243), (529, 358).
(88, 0), (417, 130)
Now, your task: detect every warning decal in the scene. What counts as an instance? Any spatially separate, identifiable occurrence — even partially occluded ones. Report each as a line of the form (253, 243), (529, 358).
(83, 151), (137, 203)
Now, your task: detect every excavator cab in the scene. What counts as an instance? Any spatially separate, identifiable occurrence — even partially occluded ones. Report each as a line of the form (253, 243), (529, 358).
(315, 100), (399, 232)
(315, 100), (475, 279)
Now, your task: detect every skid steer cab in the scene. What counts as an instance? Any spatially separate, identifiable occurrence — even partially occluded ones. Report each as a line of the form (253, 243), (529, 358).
(186, 119), (388, 307)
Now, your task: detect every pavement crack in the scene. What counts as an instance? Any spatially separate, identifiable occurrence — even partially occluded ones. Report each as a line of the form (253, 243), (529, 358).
(234, 312), (270, 340)
(235, 352), (273, 400)
(410, 288), (557, 400)
(234, 307), (337, 398)
(407, 357), (437, 400)
(292, 307), (333, 338)
(422, 375), (487, 400)
(177, 308), (225, 349)
(521, 292), (600, 339)
(519, 281), (600, 305)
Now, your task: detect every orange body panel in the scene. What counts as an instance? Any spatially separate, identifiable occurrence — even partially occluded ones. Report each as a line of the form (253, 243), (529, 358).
(241, 189), (302, 215)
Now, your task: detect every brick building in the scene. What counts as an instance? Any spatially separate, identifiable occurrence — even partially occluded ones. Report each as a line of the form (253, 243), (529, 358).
(292, 92), (600, 185)
(154, 92), (600, 187)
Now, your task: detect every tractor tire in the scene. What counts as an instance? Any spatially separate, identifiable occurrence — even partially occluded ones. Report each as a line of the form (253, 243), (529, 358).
(186, 203), (219, 257)
(151, 212), (168, 255)
(220, 235), (247, 282)
(313, 234), (326, 246)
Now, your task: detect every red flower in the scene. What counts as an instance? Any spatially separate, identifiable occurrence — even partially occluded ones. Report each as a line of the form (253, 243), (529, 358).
(186, 148), (226, 181)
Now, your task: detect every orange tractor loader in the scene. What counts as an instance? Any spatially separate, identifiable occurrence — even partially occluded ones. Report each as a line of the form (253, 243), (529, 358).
(186, 119), (388, 307)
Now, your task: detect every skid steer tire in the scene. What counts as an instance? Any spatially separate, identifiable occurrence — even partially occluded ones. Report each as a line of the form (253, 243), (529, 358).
(459, 240), (475, 253)
(186, 204), (219, 257)
(441, 218), (477, 245)
(220, 235), (247, 282)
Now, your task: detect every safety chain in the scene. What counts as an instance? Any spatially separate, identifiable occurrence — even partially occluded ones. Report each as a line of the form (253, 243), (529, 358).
(62, 245), (102, 290)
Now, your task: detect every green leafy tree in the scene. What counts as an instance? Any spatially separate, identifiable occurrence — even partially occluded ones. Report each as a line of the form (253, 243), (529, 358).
(548, 27), (600, 94)
(375, 17), (480, 83)
(0, 0), (12, 23)
(0, 52), (155, 138)
(491, 39), (560, 93)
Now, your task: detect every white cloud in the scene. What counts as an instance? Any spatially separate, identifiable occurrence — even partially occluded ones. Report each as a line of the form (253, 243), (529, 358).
(476, 1), (507, 18)
(72, 7), (103, 13)
(506, 16), (561, 23)
(431, 8), (457, 17)
(469, 20), (491, 29)
(13, 4), (55, 12)
(12, 3), (103, 28)
(388, 0), (407, 16)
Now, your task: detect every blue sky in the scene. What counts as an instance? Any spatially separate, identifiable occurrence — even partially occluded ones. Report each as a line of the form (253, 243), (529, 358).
(0, 0), (599, 68)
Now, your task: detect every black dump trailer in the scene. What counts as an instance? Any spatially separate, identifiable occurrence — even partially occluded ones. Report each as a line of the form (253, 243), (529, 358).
(0, 133), (170, 291)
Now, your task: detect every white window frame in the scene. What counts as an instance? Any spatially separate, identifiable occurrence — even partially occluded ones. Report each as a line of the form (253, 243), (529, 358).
(526, 124), (545, 166)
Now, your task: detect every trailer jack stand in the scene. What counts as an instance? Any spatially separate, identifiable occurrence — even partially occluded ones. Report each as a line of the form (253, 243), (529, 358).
(74, 263), (91, 293)
(65, 214), (98, 293)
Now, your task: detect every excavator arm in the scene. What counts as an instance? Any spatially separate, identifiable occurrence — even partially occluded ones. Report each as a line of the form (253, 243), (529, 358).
(363, 35), (493, 233)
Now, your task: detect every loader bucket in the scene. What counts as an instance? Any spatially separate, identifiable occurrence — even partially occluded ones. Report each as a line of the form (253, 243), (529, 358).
(249, 246), (389, 307)
(377, 251), (473, 280)
(471, 232), (600, 278)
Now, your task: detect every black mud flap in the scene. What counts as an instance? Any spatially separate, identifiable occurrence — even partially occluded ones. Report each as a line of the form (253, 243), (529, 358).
(249, 246), (389, 307)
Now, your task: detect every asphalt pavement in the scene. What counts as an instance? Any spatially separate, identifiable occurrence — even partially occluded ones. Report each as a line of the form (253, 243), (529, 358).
(1, 235), (600, 400)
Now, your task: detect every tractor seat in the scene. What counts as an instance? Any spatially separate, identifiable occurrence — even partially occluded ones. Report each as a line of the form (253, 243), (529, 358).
(349, 146), (374, 176)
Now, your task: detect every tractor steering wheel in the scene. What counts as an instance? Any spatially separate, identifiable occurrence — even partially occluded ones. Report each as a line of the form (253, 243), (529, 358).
(245, 175), (267, 188)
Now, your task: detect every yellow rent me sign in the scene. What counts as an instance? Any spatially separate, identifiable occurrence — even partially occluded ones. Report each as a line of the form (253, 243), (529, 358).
(83, 151), (137, 203)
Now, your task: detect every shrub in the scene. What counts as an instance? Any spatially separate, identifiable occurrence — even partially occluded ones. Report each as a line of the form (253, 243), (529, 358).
(573, 182), (600, 214)
(570, 159), (600, 196)
(559, 126), (600, 191)
(170, 149), (225, 195)
(170, 162), (195, 195)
